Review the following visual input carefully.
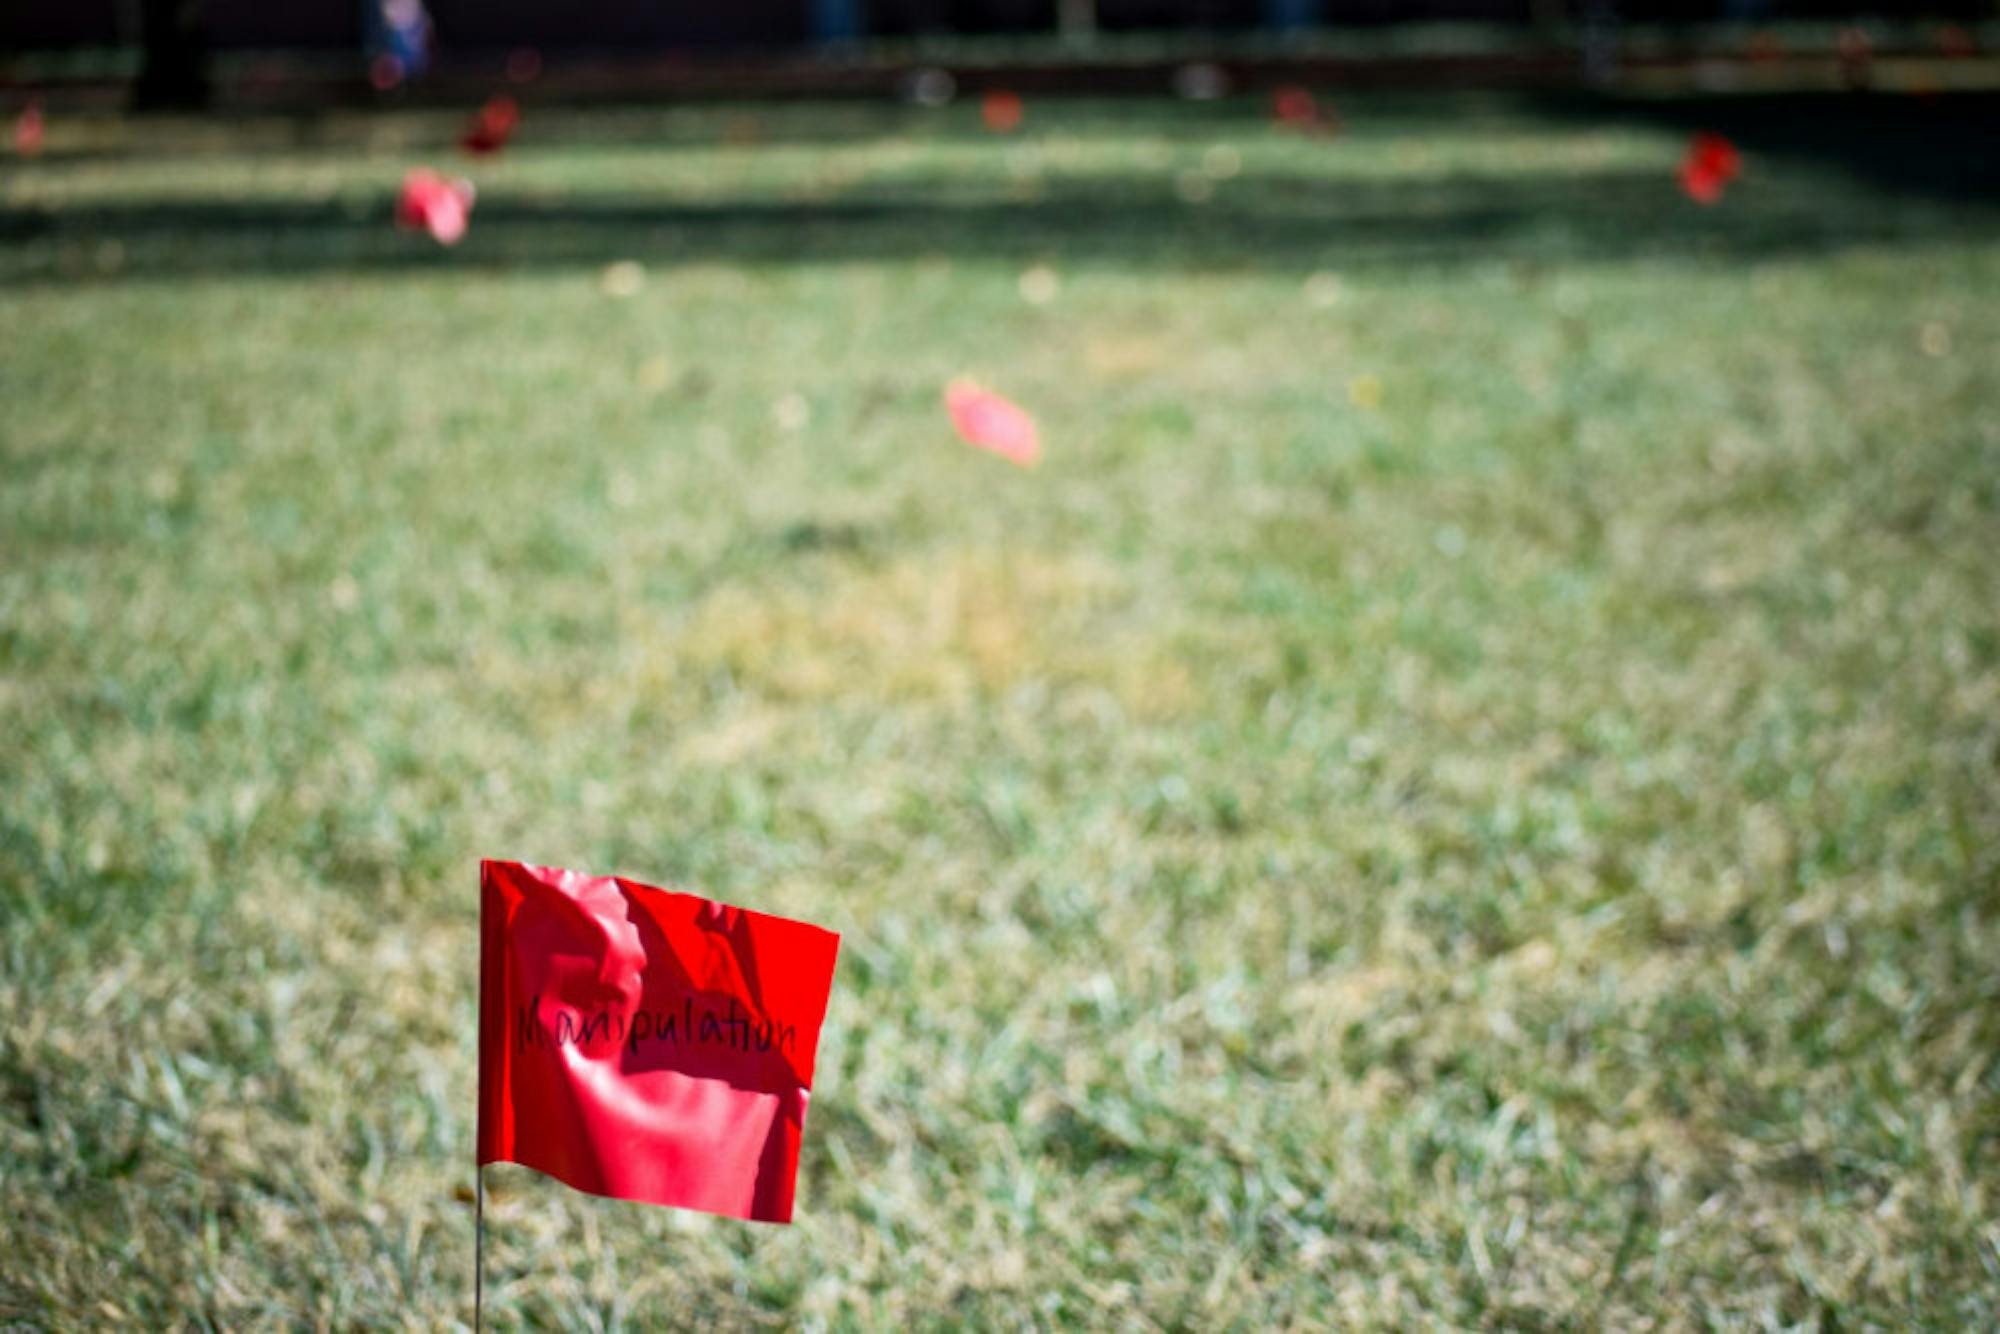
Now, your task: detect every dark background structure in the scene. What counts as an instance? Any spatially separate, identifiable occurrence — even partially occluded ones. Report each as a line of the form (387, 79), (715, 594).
(7, 1), (1994, 56)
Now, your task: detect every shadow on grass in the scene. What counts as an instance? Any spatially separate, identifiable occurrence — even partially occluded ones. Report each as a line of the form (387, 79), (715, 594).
(4, 92), (1996, 284)
(28, 88), (2000, 190)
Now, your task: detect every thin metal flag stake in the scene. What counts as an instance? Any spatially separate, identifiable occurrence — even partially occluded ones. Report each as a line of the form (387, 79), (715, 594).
(474, 1165), (485, 1332)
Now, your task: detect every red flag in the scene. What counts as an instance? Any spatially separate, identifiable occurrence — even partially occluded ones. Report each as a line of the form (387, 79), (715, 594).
(14, 99), (44, 158)
(506, 47), (544, 84)
(981, 90), (1023, 133)
(944, 378), (1041, 468)
(1837, 26), (1873, 88)
(1745, 32), (1784, 65)
(460, 94), (519, 155)
(1678, 132), (1741, 205)
(478, 860), (841, 1224)
(1271, 85), (1316, 126)
(396, 168), (474, 245)
(1271, 85), (1339, 136)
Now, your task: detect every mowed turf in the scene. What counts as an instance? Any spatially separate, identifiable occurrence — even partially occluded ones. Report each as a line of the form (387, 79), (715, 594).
(1, 92), (1997, 1328)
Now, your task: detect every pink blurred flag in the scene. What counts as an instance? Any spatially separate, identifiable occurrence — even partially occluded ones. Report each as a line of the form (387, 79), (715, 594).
(944, 379), (1040, 468)
(396, 168), (474, 245)
(14, 99), (44, 158)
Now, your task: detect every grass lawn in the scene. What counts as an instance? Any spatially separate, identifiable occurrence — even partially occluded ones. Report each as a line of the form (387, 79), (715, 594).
(2, 90), (1997, 1328)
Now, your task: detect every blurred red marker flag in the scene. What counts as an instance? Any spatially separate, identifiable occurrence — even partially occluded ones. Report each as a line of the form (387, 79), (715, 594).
(478, 860), (841, 1224)
(945, 378), (1041, 467)
(1678, 132), (1741, 205)
(1271, 85), (1340, 137)
(981, 89), (1024, 133)
(461, 94), (519, 155)
(14, 99), (44, 158)
(396, 168), (474, 245)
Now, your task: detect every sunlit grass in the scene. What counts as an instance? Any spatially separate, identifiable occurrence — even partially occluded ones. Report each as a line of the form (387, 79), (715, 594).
(2, 92), (1997, 1327)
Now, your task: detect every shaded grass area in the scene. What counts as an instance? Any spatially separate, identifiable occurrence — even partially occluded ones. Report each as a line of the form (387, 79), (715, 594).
(4, 93), (1998, 284)
(2, 93), (1998, 1327)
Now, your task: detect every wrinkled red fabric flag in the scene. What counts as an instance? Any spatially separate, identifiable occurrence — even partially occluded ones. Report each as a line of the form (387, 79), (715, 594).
(478, 860), (841, 1224)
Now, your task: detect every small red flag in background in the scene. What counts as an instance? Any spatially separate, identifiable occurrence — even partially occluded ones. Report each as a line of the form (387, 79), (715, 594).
(1271, 85), (1339, 136)
(396, 168), (474, 245)
(1678, 132), (1741, 205)
(1837, 26), (1874, 88)
(505, 47), (544, 84)
(1745, 32), (1785, 65)
(1271, 85), (1317, 127)
(461, 94), (519, 155)
(14, 99), (44, 158)
(945, 378), (1041, 468)
(478, 861), (840, 1224)
(981, 90), (1024, 133)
